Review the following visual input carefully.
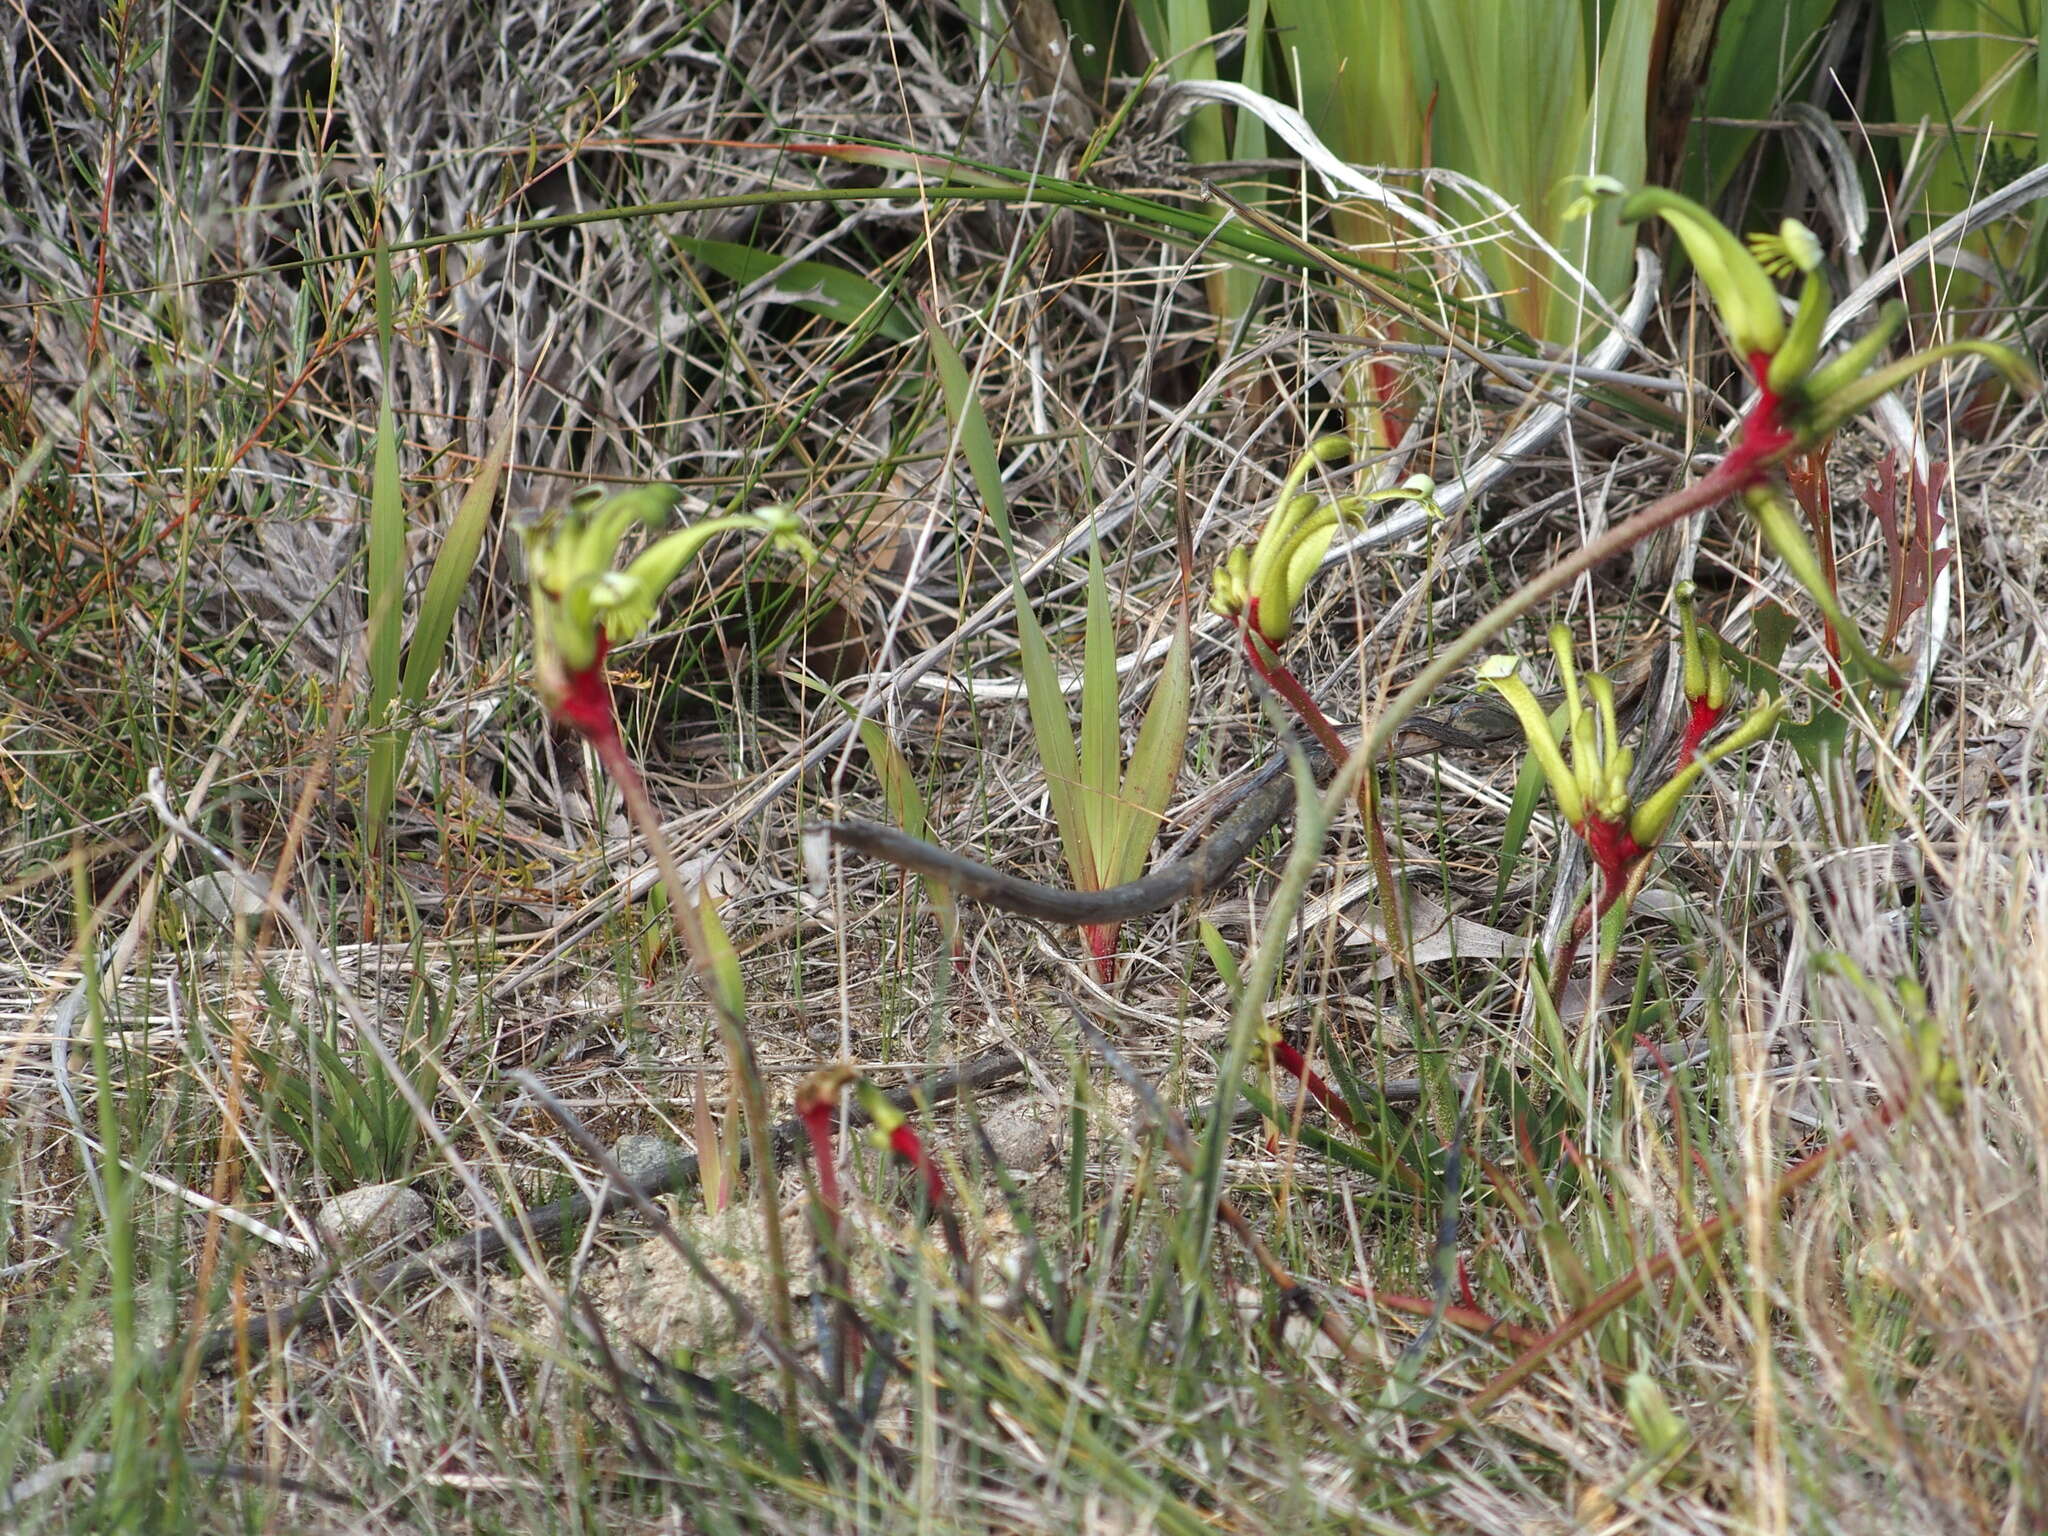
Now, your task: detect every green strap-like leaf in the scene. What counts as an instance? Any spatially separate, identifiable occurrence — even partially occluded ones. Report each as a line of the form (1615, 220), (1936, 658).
(364, 239), (407, 849)
(673, 235), (915, 341)
(1110, 620), (1191, 886)
(1079, 538), (1121, 869)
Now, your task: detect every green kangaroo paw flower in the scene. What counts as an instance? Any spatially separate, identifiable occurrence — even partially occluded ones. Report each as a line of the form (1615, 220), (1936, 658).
(1209, 546), (1251, 621)
(1741, 485), (1904, 687)
(1245, 493), (1319, 604)
(1619, 188), (1785, 360)
(1278, 510), (1346, 629)
(1796, 338), (2036, 447)
(599, 511), (816, 644)
(1796, 301), (1908, 406)
(1478, 655), (1585, 828)
(1628, 693), (1784, 848)
(1767, 268), (1831, 395)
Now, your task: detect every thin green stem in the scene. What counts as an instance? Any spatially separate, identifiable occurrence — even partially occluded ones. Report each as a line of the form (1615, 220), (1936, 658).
(1361, 455), (1763, 771)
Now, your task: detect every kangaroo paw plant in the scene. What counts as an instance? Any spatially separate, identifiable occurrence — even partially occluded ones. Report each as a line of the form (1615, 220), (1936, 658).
(1208, 436), (1439, 754)
(524, 485), (818, 752)
(1476, 621), (1784, 922)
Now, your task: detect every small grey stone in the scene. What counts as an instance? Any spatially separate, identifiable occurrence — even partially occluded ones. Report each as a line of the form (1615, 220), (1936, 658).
(167, 872), (268, 928)
(977, 1099), (1059, 1173)
(315, 1182), (429, 1253)
(612, 1134), (680, 1185)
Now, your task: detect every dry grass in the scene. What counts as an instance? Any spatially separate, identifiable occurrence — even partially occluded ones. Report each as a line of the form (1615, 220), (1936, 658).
(2, 2), (2047, 1531)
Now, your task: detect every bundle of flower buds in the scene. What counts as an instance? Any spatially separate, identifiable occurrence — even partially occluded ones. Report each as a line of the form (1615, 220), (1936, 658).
(1476, 623), (1784, 908)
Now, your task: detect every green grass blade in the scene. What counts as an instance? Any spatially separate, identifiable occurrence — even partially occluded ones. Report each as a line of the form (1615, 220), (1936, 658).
(1016, 601), (1096, 891)
(698, 884), (748, 1024)
(1491, 750), (1549, 923)
(673, 235), (916, 341)
(1079, 538), (1120, 868)
(400, 408), (516, 707)
(927, 313), (1093, 888)
(1109, 615), (1190, 885)
(1567, 0), (1656, 340)
(1197, 918), (1243, 1002)
(923, 315), (1017, 561)
(364, 240), (405, 849)
(848, 705), (957, 927)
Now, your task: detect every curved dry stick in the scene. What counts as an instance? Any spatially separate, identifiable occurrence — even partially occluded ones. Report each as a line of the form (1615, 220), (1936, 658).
(818, 714), (1492, 924)
(826, 454), (1760, 930)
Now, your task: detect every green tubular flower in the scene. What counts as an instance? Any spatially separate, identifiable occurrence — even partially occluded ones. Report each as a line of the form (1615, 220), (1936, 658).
(1476, 654), (1585, 828)
(525, 486), (680, 675)
(1755, 223), (1830, 396)
(1548, 623), (1583, 725)
(1746, 219), (1822, 280)
(1799, 302), (1908, 404)
(1739, 485), (1903, 687)
(1212, 450), (1438, 646)
(1627, 692), (1785, 849)
(1209, 546), (1252, 622)
(1674, 583), (1728, 713)
(1619, 188), (1784, 362)
(1793, 338), (2038, 449)
(525, 487), (818, 689)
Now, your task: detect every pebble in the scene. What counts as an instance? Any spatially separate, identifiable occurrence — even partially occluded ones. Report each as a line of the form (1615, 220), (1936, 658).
(977, 1098), (1059, 1173)
(612, 1133), (681, 1185)
(314, 1182), (429, 1253)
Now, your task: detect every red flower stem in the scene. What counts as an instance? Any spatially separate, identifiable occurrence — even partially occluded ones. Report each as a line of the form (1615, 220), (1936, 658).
(1343, 1283), (1629, 1385)
(885, 1123), (968, 1275)
(1414, 1086), (1912, 1459)
(1243, 630), (1417, 984)
(1354, 441), (1780, 781)
(1678, 698), (1723, 766)
(796, 1095), (855, 1397)
(1547, 850), (1654, 1009)
(579, 705), (799, 1412)
(799, 1102), (843, 1222)
(1270, 1040), (1358, 1133)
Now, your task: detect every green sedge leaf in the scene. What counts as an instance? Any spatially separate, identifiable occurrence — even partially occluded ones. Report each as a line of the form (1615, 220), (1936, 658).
(1015, 599), (1096, 891)
(365, 241), (406, 847)
(673, 235), (915, 341)
(1197, 918), (1243, 1002)
(1110, 619), (1191, 885)
(404, 409), (516, 707)
(696, 883), (748, 1023)
(1080, 538), (1122, 862)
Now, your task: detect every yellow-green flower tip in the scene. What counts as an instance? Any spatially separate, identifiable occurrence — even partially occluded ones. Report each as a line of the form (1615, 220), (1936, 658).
(1475, 653), (1522, 684)
(1748, 219), (1822, 278)
(1620, 187), (1785, 359)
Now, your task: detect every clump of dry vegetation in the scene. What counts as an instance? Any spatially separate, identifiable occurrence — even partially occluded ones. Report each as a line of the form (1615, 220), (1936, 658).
(3, 2), (2047, 1532)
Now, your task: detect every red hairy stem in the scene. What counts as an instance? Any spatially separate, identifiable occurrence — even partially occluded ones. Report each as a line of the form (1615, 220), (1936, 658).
(1415, 1088), (1912, 1459)
(797, 1099), (843, 1221)
(881, 1119), (969, 1276)
(566, 667), (800, 1412)
(1269, 1039), (1358, 1133)
(887, 1124), (948, 1209)
(1242, 626), (1417, 979)
(1677, 697), (1724, 767)
(551, 633), (618, 745)
(1080, 922), (1120, 984)
(794, 1080), (856, 1396)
